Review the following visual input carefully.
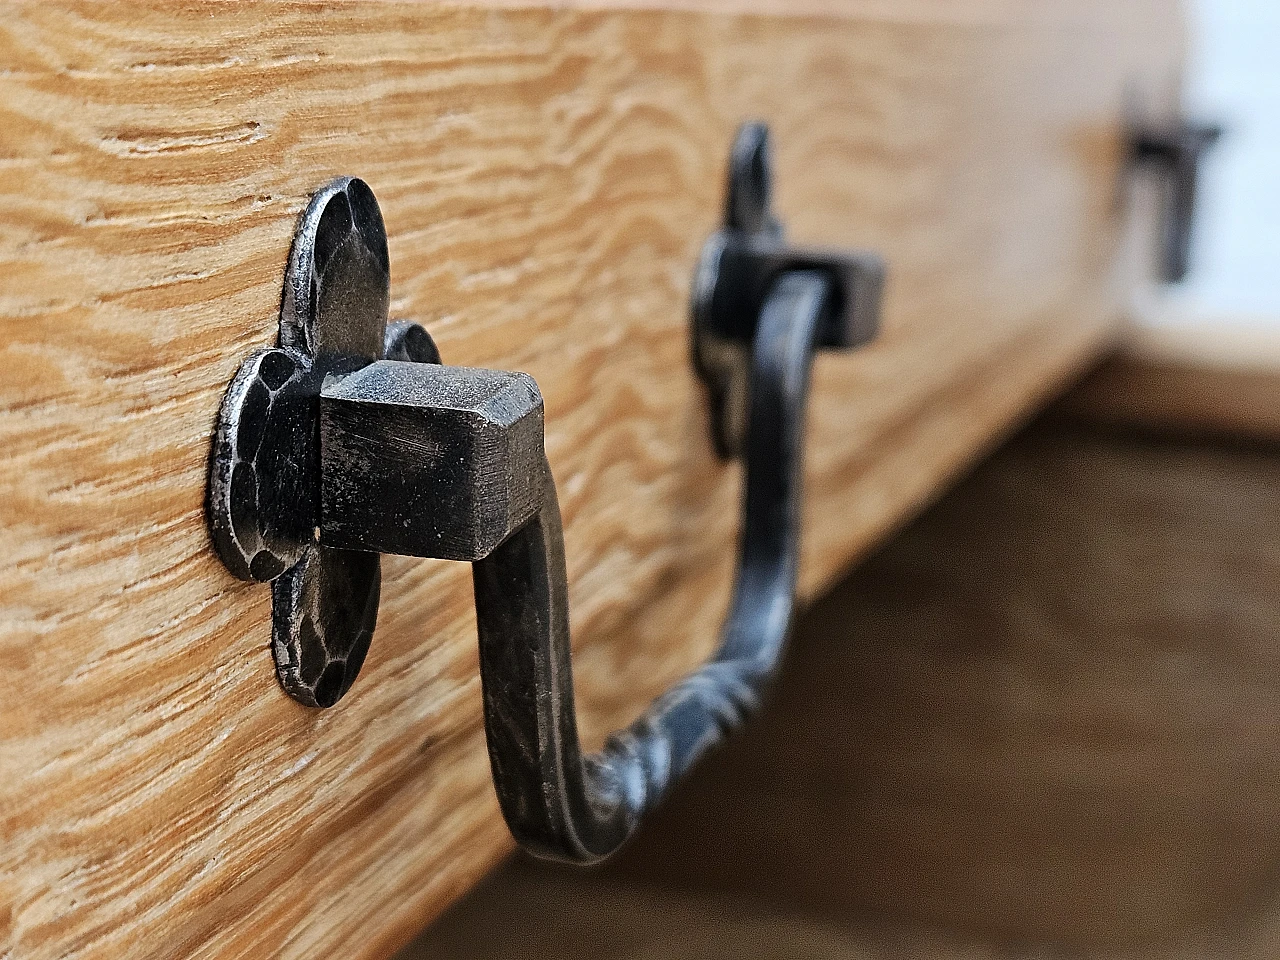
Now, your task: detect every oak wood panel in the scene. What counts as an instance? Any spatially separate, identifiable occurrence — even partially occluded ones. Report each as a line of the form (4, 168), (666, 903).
(0, 2), (1181, 957)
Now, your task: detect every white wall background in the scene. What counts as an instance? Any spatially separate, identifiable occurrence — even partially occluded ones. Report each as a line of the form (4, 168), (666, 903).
(1164, 0), (1280, 324)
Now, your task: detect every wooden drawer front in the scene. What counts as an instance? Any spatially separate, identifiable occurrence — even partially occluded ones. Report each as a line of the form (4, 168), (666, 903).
(0, 2), (1179, 957)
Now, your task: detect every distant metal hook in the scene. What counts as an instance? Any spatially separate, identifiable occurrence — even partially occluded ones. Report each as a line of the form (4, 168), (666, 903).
(1129, 117), (1222, 283)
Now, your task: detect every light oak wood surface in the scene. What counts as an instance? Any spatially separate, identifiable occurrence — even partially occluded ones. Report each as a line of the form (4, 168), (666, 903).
(0, 2), (1181, 957)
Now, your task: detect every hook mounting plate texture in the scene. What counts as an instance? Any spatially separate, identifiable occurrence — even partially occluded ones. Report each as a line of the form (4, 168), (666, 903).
(207, 177), (441, 707)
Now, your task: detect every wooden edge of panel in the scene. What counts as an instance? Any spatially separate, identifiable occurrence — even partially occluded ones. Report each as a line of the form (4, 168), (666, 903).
(1054, 318), (1280, 445)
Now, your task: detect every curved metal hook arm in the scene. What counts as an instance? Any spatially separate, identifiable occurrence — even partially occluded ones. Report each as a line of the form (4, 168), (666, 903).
(473, 271), (831, 863)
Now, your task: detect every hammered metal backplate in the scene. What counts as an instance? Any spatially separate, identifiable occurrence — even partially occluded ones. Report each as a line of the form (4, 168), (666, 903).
(208, 177), (427, 707)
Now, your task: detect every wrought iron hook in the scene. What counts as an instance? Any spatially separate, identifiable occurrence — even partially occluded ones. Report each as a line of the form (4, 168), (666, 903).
(207, 124), (884, 861)
(474, 268), (837, 861)
(1128, 117), (1223, 283)
(472, 125), (883, 861)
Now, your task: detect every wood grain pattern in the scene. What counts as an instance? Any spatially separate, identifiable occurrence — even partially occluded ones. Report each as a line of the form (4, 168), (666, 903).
(0, 2), (1181, 957)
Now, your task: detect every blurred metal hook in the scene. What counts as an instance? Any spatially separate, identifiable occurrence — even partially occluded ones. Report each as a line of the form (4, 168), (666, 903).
(1129, 117), (1223, 283)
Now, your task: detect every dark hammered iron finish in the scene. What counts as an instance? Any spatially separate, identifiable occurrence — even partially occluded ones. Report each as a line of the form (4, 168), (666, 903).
(474, 268), (842, 862)
(384, 319), (443, 365)
(319, 361), (546, 562)
(467, 123), (885, 861)
(271, 547), (381, 709)
(207, 345), (310, 582)
(208, 176), (441, 708)
(692, 122), (885, 457)
(205, 125), (887, 859)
